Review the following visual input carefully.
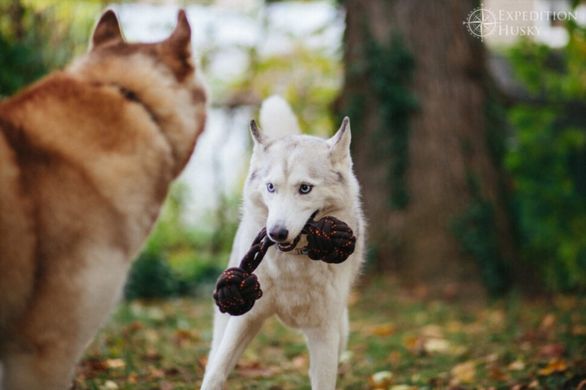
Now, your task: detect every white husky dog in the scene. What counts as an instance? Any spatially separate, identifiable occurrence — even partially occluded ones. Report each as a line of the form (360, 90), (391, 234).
(201, 96), (365, 389)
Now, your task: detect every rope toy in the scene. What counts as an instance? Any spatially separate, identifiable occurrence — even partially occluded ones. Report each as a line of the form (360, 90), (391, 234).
(213, 214), (356, 316)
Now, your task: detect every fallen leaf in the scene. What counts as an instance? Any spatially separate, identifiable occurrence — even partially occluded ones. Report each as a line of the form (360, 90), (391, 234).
(104, 358), (125, 369)
(508, 360), (525, 371)
(100, 380), (119, 390)
(450, 361), (476, 385)
(390, 385), (416, 390)
(197, 356), (208, 369)
(367, 323), (396, 337)
(339, 351), (353, 364)
(538, 343), (565, 358)
(572, 324), (586, 336)
(127, 373), (138, 384)
(292, 355), (308, 369)
(149, 367), (165, 379)
(421, 324), (443, 338)
(540, 313), (556, 331)
(538, 358), (568, 376)
(369, 370), (393, 388)
(389, 351), (401, 366)
(237, 361), (280, 378)
(489, 365), (509, 381)
(174, 329), (199, 346)
(124, 321), (143, 335)
(424, 338), (450, 353)
(403, 335), (426, 355)
(79, 358), (109, 375)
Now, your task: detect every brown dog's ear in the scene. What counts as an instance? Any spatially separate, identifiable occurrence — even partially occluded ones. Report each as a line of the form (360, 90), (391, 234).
(164, 9), (191, 60)
(91, 10), (123, 50)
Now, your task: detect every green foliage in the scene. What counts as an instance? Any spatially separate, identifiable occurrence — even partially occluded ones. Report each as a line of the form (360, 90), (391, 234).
(452, 175), (511, 296)
(0, 33), (47, 96)
(506, 23), (586, 291)
(0, 1), (49, 96)
(125, 183), (237, 299)
(124, 252), (180, 300)
(0, 0), (98, 97)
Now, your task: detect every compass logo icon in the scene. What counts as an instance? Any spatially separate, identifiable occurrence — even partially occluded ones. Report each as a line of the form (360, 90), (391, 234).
(463, 7), (497, 40)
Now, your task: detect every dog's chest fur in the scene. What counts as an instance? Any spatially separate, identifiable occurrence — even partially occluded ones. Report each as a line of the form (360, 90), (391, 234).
(257, 249), (346, 328)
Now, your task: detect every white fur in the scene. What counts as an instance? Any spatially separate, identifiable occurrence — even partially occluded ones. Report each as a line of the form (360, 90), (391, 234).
(259, 95), (301, 138)
(202, 98), (365, 389)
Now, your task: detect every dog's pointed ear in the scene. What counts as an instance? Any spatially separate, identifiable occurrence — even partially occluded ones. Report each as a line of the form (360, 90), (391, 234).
(328, 117), (351, 164)
(91, 10), (123, 50)
(250, 120), (265, 147)
(164, 9), (191, 60)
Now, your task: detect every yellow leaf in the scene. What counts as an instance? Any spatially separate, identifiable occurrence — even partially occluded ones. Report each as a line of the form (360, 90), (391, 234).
(451, 361), (476, 384)
(508, 360), (525, 371)
(424, 338), (450, 353)
(104, 358), (125, 369)
(572, 324), (586, 336)
(421, 324), (443, 338)
(367, 323), (396, 337)
(538, 358), (568, 376)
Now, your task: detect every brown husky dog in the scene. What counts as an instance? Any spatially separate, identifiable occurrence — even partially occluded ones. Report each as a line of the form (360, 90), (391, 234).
(0, 9), (206, 389)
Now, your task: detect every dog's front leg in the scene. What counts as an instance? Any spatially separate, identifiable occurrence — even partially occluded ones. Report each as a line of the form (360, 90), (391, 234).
(303, 325), (341, 390)
(201, 315), (264, 390)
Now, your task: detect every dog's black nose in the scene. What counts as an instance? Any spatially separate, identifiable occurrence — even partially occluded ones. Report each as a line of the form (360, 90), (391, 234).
(268, 226), (289, 242)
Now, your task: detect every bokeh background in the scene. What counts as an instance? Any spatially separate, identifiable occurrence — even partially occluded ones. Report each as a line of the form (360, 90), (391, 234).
(1, 0), (585, 388)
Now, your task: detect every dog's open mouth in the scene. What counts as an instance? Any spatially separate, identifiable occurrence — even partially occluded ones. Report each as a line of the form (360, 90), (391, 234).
(274, 210), (319, 252)
(277, 233), (302, 252)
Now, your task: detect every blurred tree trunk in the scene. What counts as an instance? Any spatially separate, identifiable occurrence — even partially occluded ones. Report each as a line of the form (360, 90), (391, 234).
(338, 0), (517, 297)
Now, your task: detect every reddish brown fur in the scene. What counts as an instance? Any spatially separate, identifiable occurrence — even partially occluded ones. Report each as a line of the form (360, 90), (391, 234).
(0, 9), (206, 390)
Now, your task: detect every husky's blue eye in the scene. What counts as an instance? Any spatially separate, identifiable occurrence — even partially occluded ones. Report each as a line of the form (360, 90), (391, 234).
(266, 183), (276, 193)
(299, 184), (313, 194)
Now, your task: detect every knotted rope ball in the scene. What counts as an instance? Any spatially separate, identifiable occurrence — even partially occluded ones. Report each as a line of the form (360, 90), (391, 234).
(213, 215), (356, 316)
(303, 216), (356, 264)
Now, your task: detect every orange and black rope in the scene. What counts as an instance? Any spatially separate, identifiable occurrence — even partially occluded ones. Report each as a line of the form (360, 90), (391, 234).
(213, 215), (356, 316)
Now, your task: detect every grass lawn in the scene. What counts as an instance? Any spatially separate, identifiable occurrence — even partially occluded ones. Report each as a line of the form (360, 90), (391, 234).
(74, 277), (585, 389)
